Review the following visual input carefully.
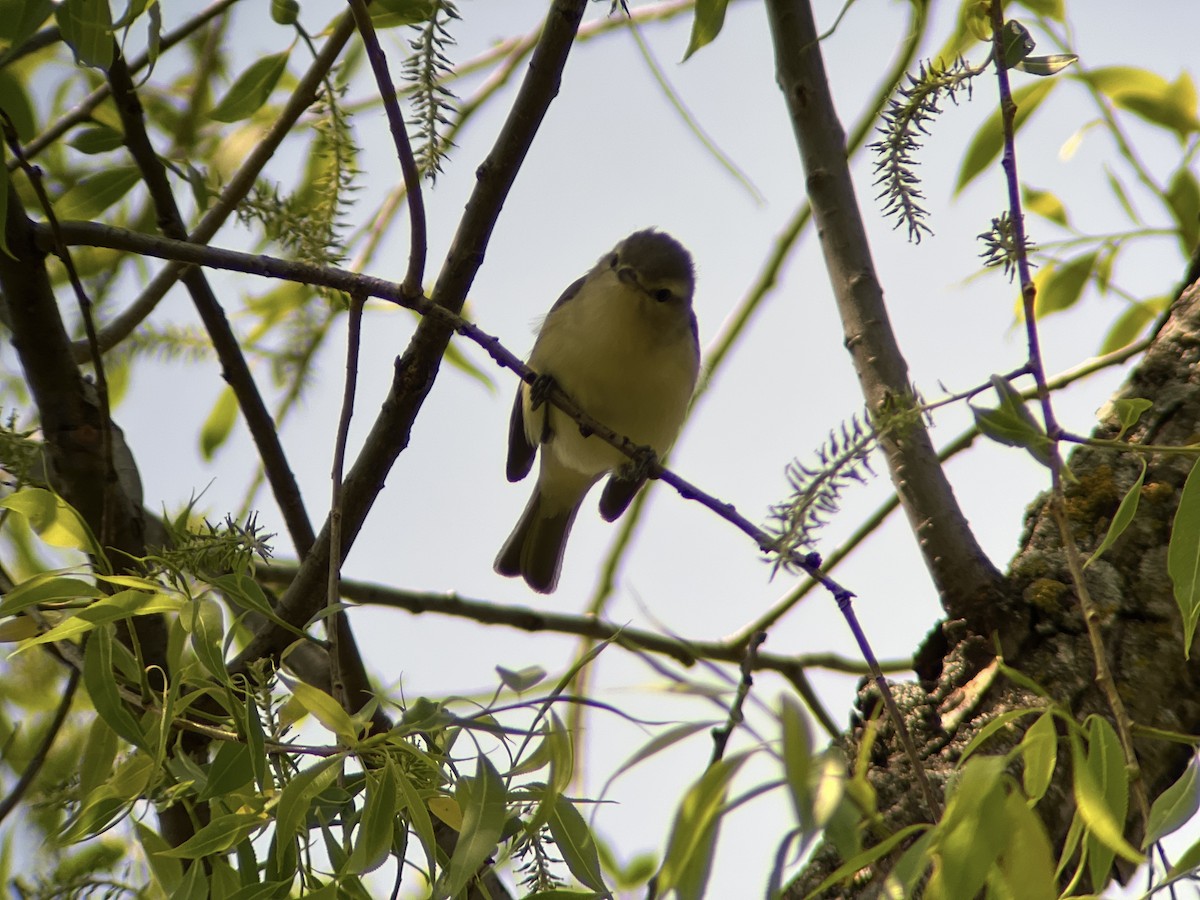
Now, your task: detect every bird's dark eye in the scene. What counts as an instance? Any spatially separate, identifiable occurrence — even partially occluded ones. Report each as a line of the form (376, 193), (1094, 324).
(608, 253), (619, 269)
(653, 288), (673, 302)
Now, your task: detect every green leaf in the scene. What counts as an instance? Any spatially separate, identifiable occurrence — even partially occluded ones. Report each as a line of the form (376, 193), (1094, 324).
(1169, 460), (1200, 657)
(0, 572), (102, 616)
(0, 71), (37, 142)
(999, 20), (1035, 69)
(1100, 297), (1167, 354)
(805, 823), (929, 898)
(395, 763), (438, 885)
(1019, 711), (1057, 803)
(200, 385), (238, 460)
(0, 152), (10, 259)
(210, 51), (290, 123)
(1085, 459), (1145, 569)
(79, 717), (119, 800)
(971, 375), (1055, 467)
(275, 756), (343, 842)
(199, 741), (255, 802)
(1069, 726), (1140, 878)
(1022, 185), (1069, 227)
(0, 0), (55, 47)
(1144, 754), (1200, 847)
(442, 755), (509, 899)
(18, 588), (182, 650)
(683, 0), (729, 61)
(496, 665), (545, 693)
(1015, 0), (1063, 18)
(1033, 252), (1096, 318)
(55, 0), (114, 69)
(83, 625), (144, 746)
(270, 0), (299, 25)
(1014, 54), (1078, 76)
(346, 762), (397, 874)
(69, 124), (125, 154)
(930, 756), (1008, 900)
(56, 166), (141, 220)
(287, 679), (360, 744)
(1167, 164), (1200, 254)
(183, 597), (227, 679)
(547, 795), (607, 893)
(0, 487), (99, 554)
(656, 753), (749, 898)
(781, 695), (814, 832)
(992, 788), (1057, 899)
(956, 80), (1057, 193)
(160, 812), (266, 858)
(371, 0), (435, 27)
(1108, 398), (1153, 440)
(1083, 67), (1200, 138)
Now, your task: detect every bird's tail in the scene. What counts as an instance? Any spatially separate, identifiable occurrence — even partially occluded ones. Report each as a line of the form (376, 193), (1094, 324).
(494, 487), (579, 594)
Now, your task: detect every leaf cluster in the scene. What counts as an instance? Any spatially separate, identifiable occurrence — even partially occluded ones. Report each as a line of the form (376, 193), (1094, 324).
(402, 0), (461, 181)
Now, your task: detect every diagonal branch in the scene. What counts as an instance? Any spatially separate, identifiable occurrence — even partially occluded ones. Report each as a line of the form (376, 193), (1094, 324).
(229, 0), (591, 672)
(764, 0), (1004, 623)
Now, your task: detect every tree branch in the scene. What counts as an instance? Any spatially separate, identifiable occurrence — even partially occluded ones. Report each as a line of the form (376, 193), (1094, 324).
(764, 0), (1004, 623)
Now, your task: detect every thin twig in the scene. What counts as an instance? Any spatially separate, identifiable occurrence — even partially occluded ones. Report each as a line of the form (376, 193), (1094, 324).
(328, 293), (365, 713)
(0, 667), (80, 824)
(347, 0), (427, 295)
(710, 632), (767, 764)
(986, 0), (1149, 832)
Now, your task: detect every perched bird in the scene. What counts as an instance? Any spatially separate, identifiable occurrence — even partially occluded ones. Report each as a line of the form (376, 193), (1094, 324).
(494, 229), (700, 593)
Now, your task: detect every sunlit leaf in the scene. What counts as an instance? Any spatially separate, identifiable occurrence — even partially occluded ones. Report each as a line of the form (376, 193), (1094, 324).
(1022, 185), (1069, 227)
(442, 755), (509, 898)
(200, 385), (238, 460)
(683, 0), (729, 61)
(0, 487), (98, 554)
(160, 812), (267, 858)
(1019, 711), (1058, 803)
(547, 795), (607, 893)
(656, 752), (749, 898)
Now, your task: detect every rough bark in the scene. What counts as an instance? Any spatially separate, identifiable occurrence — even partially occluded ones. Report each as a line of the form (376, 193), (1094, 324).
(787, 279), (1200, 897)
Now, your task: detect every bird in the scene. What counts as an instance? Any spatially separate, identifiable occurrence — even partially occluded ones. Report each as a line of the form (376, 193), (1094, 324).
(494, 229), (700, 593)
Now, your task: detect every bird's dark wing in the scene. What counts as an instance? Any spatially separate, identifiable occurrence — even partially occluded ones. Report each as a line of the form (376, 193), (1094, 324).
(505, 385), (536, 482)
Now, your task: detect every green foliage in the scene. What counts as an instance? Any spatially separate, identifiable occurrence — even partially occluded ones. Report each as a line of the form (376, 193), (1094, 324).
(1169, 459), (1200, 657)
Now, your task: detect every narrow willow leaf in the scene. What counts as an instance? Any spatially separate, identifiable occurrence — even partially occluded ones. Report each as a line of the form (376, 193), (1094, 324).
(656, 753), (749, 897)
(682, 0), (729, 60)
(1085, 459), (1146, 568)
(1109, 398), (1153, 440)
(1022, 185), (1070, 227)
(210, 51), (290, 123)
(347, 763), (397, 874)
(804, 824), (929, 899)
(56, 167), (141, 219)
(0, 572), (102, 616)
(0, 487), (99, 554)
(83, 626), (144, 746)
(1144, 754), (1200, 847)
(1069, 731), (1140, 868)
(18, 589), (182, 650)
(275, 756), (343, 842)
(1014, 53), (1078, 75)
(1169, 460), (1200, 657)
(1034, 252), (1096, 318)
(396, 763), (438, 884)
(1020, 711), (1058, 803)
(160, 812), (266, 858)
(781, 695), (814, 832)
(547, 795), (607, 893)
(287, 679), (359, 744)
(200, 385), (238, 460)
(442, 755), (508, 898)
